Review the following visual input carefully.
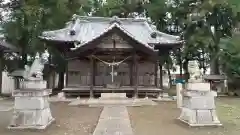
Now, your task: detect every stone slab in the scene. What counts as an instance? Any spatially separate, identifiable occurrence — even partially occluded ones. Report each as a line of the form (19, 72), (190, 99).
(178, 118), (222, 127)
(183, 90), (217, 97)
(187, 83), (210, 91)
(15, 96), (49, 110)
(100, 93), (127, 99)
(68, 98), (157, 106)
(182, 96), (215, 109)
(8, 118), (55, 130)
(13, 89), (52, 97)
(93, 106), (133, 135)
(19, 80), (47, 90)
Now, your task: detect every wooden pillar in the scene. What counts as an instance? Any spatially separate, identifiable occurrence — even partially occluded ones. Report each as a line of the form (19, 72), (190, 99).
(102, 64), (106, 86)
(129, 62), (133, 86)
(0, 51), (3, 94)
(65, 61), (69, 87)
(134, 53), (138, 98)
(90, 57), (94, 98)
(159, 63), (163, 89)
(154, 61), (158, 87)
(158, 50), (167, 90)
(93, 60), (96, 86)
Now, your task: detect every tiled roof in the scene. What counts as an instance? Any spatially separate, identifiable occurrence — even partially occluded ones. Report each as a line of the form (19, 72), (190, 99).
(40, 15), (182, 50)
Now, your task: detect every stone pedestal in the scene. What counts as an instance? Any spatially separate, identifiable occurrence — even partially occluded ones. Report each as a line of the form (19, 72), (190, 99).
(176, 83), (183, 108)
(19, 80), (47, 90)
(9, 80), (55, 129)
(178, 82), (221, 126)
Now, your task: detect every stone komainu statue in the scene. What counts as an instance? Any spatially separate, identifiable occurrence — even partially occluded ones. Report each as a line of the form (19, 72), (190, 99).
(10, 50), (50, 80)
(188, 61), (203, 81)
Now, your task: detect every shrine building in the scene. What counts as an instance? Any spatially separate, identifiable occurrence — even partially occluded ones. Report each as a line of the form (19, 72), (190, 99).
(40, 15), (182, 98)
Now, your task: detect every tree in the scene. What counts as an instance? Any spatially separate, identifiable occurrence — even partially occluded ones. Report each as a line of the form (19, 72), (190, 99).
(92, 0), (145, 17)
(1, 0), (92, 89)
(219, 33), (240, 77)
(145, 0), (168, 31)
(166, 0), (237, 79)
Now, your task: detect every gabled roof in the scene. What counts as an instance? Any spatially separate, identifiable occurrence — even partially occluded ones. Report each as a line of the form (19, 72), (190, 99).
(67, 24), (159, 58)
(40, 15), (183, 51)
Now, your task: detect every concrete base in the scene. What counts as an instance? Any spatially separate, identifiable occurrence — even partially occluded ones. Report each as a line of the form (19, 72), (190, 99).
(178, 118), (222, 127)
(9, 89), (54, 130)
(8, 118), (55, 130)
(179, 91), (221, 126)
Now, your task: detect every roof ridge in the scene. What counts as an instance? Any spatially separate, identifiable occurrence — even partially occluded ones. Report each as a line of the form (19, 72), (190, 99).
(72, 14), (148, 22)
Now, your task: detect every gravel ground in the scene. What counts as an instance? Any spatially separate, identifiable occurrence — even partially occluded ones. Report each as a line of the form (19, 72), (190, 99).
(0, 102), (102, 135)
(1, 97), (240, 135)
(128, 98), (240, 135)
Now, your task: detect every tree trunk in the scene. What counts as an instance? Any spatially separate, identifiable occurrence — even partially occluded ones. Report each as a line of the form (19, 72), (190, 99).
(167, 64), (172, 88)
(20, 53), (28, 68)
(177, 49), (183, 79)
(183, 59), (189, 82)
(19, 13), (28, 69)
(18, 33), (28, 69)
(210, 56), (220, 75)
(210, 29), (220, 75)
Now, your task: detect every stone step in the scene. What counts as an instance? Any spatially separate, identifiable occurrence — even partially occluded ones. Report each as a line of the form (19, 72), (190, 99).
(100, 93), (127, 99)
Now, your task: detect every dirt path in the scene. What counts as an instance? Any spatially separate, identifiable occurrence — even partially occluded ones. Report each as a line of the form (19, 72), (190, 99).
(0, 102), (102, 135)
(128, 101), (239, 135)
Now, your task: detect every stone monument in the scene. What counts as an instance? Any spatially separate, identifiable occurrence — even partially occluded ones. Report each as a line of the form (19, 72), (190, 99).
(178, 61), (221, 126)
(9, 50), (55, 129)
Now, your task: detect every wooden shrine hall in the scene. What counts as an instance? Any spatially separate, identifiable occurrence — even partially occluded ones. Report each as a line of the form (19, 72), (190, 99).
(40, 15), (182, 98)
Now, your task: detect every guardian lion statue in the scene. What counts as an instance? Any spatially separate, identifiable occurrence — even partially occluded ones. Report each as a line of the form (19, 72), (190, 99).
(188, 61), (203, 82)
(10, 50), (50, 81)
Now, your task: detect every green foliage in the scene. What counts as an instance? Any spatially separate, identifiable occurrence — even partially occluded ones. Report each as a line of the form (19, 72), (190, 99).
(145, 0), (167, 31)
(1, 0), (91, 69)
(92, 0), (145, 17)
(219, 34), (240, 77)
